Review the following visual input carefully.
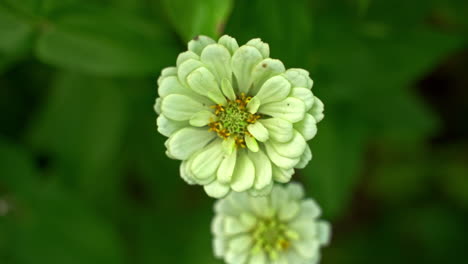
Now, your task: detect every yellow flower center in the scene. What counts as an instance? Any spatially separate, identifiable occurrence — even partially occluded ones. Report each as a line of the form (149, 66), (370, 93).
(208, 93), (260, 147)
(251, 218), (296, 260)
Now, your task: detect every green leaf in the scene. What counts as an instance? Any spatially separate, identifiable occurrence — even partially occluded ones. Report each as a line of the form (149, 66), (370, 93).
(302, 111), (368, 220)
(26, 72), (128, 201)
(0, 6), (34, 55)
(36, 9), (177, 76)
(162, 0), (233, 42)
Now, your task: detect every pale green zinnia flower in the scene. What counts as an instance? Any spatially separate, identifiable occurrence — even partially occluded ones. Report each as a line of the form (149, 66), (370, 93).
(154, 35), (324, 198)
(211, 183), (331, 264)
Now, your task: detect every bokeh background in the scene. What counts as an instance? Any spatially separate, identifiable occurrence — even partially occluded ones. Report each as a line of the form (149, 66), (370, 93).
(1, 0), (468, 263)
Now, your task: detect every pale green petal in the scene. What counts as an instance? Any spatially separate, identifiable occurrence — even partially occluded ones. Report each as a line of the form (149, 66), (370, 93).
(259, 97), (305, 123)
(248, 150), (272, 190)
(231, 153), (255, 192)
(154, 98), (161, 114)
(291, 87), (314, 110)
(187, 67), (227, 104)
(272, 165), (294, 183)
(246, 96), (260, 113)
(159, 75), (187, 97)
(248, 181), (273, 197)
(221, 78), (236, 101)
(157, 66), (177, 86)
(224, 216), (249, 235)
(309, 96), (324, 123)
(250, 196), (274, 218)
(270, 184), (288, 210)
(222, 137), (236, 155)
(180, 160), (196, 185)
(166, 127), (215, 160)
(239, 212), (257, 229)
(265, 142), (300, 169)
(294, 114), (317, 141)
(295, 144), (312, 169)
(204, 180), (231, 198)
(247, 122), (269, 142)
(201, 44), (232, 83)
(226, 250), (249, 264)
(246, 38), (270, 58)
(278, 200), (300, 221)
(177, 58), (204, 87)
(248, 251), (266, 264)
(293, 238), (319, 259)
(213, 238), (226, 257)
(270, 131), (307, 158)
(286, 182), (305, 200)
(296, 199), (322, 220)
(211, 215), (224, 235)
(231, 46), (263, 93)
(191, 140), (224, 180)
(259, 118), (293, 143)
(161, 94), (209, 121)
(156, 114), (188, 137)
(251, 59), (285, 95)
(176, 50), (199, 67)
(218, 35), (239, 54)
(228, 235), (252, 253)
(245, 135), (259, 152)
(316, 221), (331, 245)
(255, 75), (291, 105)
(190, 110), (216, 127)
(283, 68), (313, 89)
(188, 35), (216, 55)
(217, 147), (237, 184)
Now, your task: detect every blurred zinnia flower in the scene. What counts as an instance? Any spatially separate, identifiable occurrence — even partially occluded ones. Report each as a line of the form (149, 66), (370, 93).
(155, 35), (324, 198)
(211, 183), (331, 263)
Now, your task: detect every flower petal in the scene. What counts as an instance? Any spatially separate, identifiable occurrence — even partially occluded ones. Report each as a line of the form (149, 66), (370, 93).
(246, 38), (270, 58)
(246, 96), (260, 113)
(228, 235), (252, 253)
(204, 180), (231, 198)
(247, 122), (269, 142)
(213, 238), (226, 257)
(201, 44), (232, 83)
(309, 96), (324, 123)
(180, 160), (196, 185)
(293, 238), (319, 259)
(166, 127), (216, 160)
(259, 118), (293, 143)
(157, 114), (188, 137)
(316, 221), (332, 245)
(154, 98), (161, 114)
(294, 114), (317, 141)
(217, 147), (237, 184)
(278, 200), (300, 221)
(218, 35), (239, 54)
(245, 135), (259, 152)
(286, 182), (305, 200)
(270, 131), (306, 158)
(176, 50), (199, 67)
(283, 68), (313, 89)
(265, 142), (300, 169)
(272, 165), (294, 183)
(259, 97), (305, 123)
(224, 216), (249, 235)
(161, 94), (209, 121)
(255, 75), (291, 105)
(187, 67), (226, 104)
(250, 58), (285, 95)
(221, 78), (236, 101)
(248, 251), (267, 264)
(188, 35), (216, 55)
(157, 66), (177, 86)
(177, 58), (203, 87)
(191, 140), (224, 180)
(291, 87), (314, 110)
(248, 150), (272, 190)
(295, 144), (312, 169)
(190, 110), (216, 127)
(231, 153), (255, 192)
(231, 46), (263, 94)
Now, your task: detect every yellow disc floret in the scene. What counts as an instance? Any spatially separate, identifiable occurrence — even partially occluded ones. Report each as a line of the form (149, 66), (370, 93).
(208, 93), (261, 147)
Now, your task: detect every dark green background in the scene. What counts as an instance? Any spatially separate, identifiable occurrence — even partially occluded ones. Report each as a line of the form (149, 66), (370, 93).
(1, 0), (467, 263)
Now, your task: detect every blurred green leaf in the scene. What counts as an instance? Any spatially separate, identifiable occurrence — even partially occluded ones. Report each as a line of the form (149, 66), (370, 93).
(26, 72), (128, 202)
(162, 0), (233, 42)
(0, 6), (34, 55)
(36, 9), (176, 76)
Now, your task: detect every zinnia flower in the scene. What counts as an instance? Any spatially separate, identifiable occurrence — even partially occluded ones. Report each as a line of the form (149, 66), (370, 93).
(211, 183), (331, 263)
(154, 35), (324, 198)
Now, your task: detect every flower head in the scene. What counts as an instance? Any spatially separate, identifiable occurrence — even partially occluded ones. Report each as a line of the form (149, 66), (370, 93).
(211, 183), (331, 264)
(155, 35), (324, 198)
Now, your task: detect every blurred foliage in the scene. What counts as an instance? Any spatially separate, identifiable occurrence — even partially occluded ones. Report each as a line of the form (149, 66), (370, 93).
(1, 0), (468, 263)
